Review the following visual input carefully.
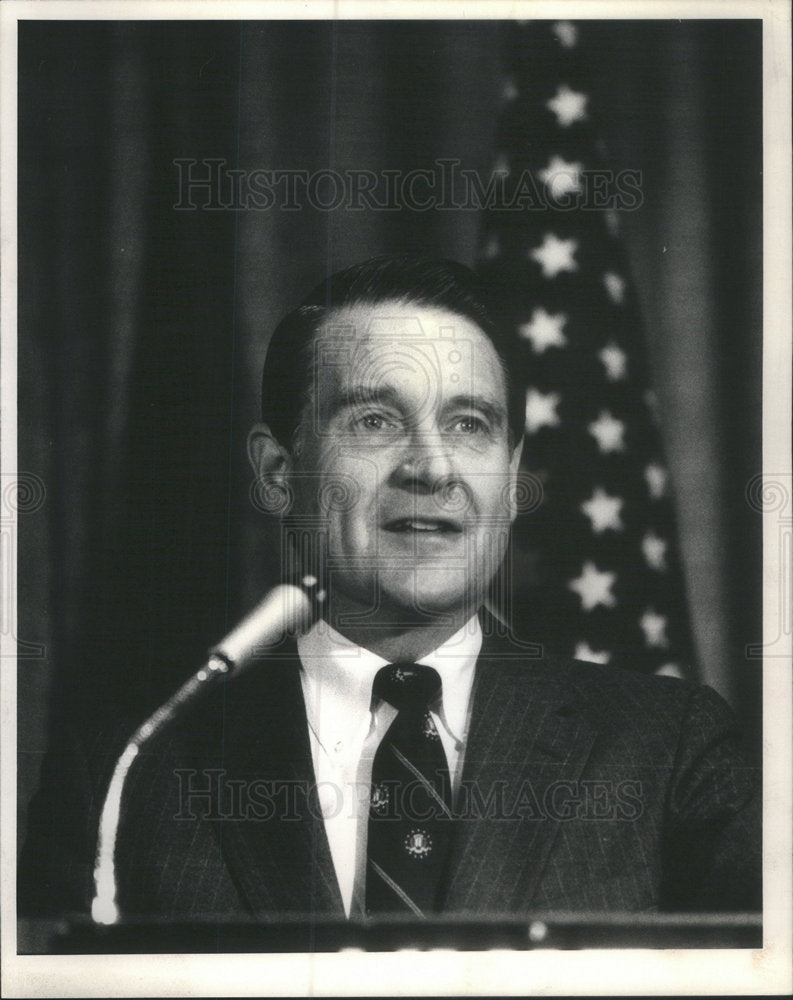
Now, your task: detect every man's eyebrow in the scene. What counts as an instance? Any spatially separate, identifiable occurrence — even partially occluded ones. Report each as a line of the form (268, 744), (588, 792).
(329, 385), (402, 412)
(445, 394), (506, 427)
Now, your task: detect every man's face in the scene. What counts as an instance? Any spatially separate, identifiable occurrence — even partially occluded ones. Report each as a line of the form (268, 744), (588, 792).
(288, 302), (522, 630)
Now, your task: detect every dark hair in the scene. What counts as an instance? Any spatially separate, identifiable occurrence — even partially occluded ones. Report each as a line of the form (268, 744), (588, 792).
(260, 254), (524, 450)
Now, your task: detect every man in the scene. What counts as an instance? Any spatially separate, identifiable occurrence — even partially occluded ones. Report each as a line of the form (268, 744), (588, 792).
(21, 255), (760, 921)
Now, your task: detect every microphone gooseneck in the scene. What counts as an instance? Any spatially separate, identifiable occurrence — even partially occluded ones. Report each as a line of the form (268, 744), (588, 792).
(90, 577), (321, 925)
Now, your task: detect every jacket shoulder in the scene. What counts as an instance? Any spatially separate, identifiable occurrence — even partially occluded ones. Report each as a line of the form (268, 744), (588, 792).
(480, 629), (742, 742)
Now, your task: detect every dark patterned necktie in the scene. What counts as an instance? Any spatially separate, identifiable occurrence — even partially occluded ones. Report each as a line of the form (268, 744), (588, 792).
(365, 662), (453, 916)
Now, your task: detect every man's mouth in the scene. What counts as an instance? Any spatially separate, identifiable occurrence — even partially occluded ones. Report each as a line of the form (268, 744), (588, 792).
(383, 518), (463, 534)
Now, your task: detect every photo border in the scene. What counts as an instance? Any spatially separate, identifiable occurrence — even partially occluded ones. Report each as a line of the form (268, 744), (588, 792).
(2, 1), (790, 996)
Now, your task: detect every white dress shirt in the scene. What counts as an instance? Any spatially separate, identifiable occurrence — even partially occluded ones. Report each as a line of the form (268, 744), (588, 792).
(297, 616), (481, 917)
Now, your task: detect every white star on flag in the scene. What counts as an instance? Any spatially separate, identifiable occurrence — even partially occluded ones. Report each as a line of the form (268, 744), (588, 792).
(640, 609), (669, 648)
(518, 308), (568, 352)
(605, 209), (621, 236)
(501, 76), (518, 102)
(524, 388), (561, 434)
(642, 531), (668, 571)
(598, 342), (628, 381)
(580, 488), (624, 533)
(588, 410), (626, 453)
(603, 271), (626, 304)
(644, 462), (668, 499)
(530, 233), (578, 278)
(569, 561), (617, 611)
(552, 21), (578, 48)
(538, 155), (583, 199)
(491, 154), (510, 179)
(574, 641), (612, 665)
(546, 84), (588, 127)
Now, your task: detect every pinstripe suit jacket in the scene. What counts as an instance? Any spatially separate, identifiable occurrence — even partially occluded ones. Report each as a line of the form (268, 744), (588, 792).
(20, 628), (761, 918)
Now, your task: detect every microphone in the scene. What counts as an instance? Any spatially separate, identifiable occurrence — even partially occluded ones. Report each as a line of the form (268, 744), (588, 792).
(91, 576), (322, 925)
(210, 576), (320, 671)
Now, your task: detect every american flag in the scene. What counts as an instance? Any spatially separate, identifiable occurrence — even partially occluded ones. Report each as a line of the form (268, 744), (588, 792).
(478, 20), (695, 677)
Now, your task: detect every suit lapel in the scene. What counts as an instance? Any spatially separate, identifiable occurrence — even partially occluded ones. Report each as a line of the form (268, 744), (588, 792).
(201, 647), (344, 917)
(191, 631), (598, 916)
(442, 634), (598, 913)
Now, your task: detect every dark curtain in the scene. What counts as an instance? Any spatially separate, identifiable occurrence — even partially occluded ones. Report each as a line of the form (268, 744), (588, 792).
(17, 20), (762, 839)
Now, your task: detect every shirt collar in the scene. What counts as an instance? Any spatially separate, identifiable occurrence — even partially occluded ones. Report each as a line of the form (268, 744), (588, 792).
(297, 616), (482, 754)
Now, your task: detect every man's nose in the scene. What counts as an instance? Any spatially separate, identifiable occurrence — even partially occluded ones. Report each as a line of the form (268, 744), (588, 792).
(393, 425), (456, 493)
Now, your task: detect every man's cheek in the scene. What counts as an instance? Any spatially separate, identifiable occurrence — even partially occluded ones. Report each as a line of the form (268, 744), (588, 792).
(327, 508), (369, 560)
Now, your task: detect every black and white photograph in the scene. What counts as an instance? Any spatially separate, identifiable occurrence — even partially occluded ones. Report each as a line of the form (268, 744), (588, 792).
(2, 0), (790, 995)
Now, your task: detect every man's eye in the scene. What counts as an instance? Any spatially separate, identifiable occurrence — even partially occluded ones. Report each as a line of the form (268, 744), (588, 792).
(357, 412), (391, 430)
(453, 415), (488, 434)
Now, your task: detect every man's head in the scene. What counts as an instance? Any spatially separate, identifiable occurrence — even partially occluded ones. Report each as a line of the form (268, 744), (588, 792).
(249, 255), (524, 643)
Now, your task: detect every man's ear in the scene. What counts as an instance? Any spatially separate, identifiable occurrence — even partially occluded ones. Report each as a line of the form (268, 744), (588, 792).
(248, 422), (294, 515)
(507, 437), (525, 523)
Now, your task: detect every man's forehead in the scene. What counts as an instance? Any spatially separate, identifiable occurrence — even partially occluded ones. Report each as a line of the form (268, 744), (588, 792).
(316, 303), (502, 370)
(316, 302), (489, 345)
(310, 303), (506, 404)
(306, 302), (506, 419)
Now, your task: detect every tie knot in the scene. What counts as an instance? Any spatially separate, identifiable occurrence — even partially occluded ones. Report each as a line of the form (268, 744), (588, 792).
(373, 663), (442, 711)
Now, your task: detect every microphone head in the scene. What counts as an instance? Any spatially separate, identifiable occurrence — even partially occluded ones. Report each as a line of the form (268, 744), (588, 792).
(211, 581), (315, 672)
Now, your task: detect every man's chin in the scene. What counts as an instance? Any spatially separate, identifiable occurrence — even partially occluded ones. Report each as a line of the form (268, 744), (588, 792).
(375, 569), (481, 624)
